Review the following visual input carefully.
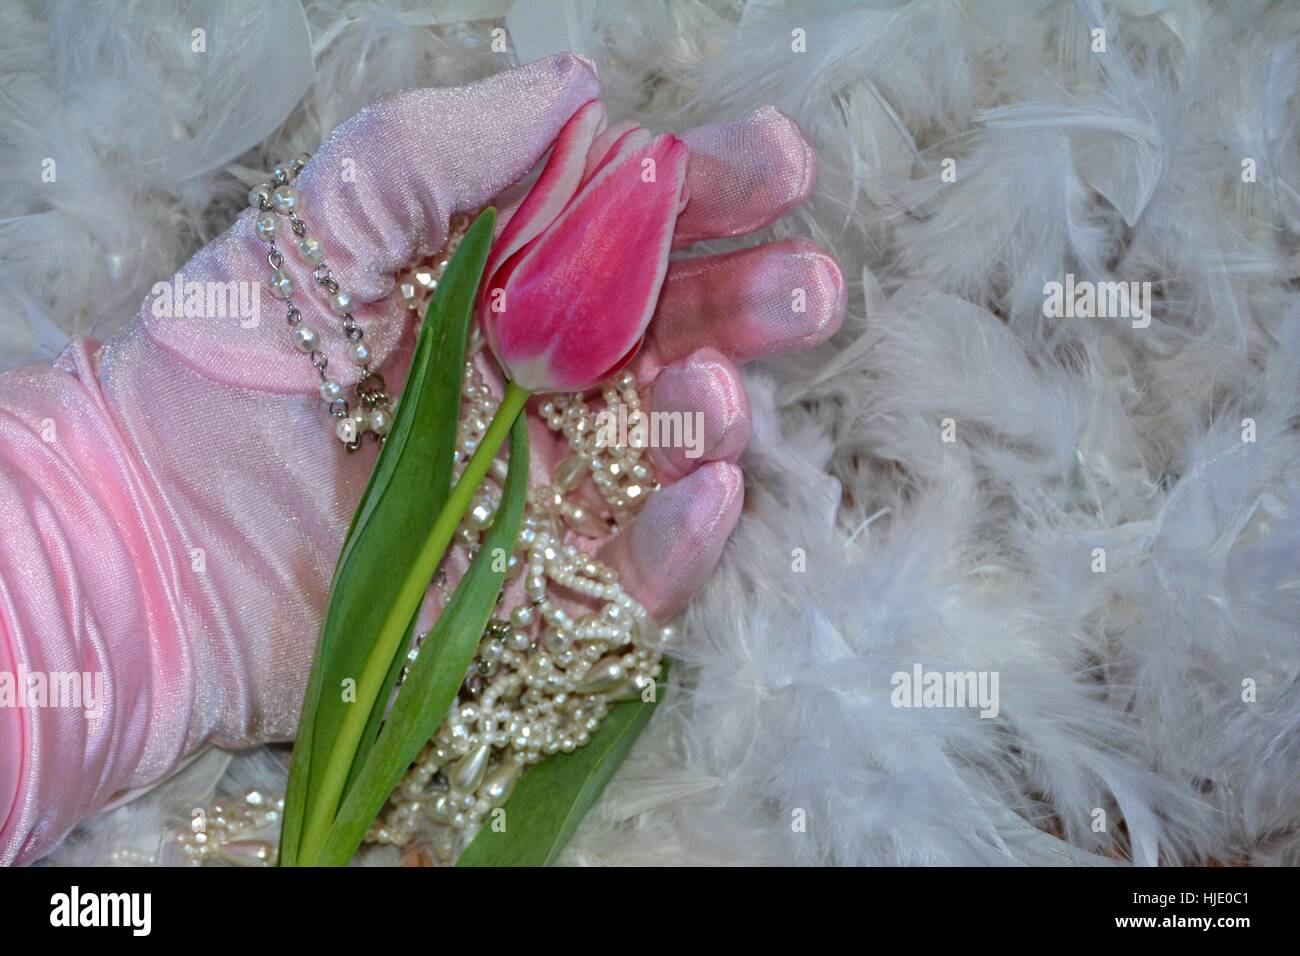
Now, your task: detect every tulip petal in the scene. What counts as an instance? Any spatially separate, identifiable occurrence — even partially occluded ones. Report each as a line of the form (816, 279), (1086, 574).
(580, 124), (655, 188)
(582, 119), (638, 180)
(486, 132), (688, 392)
(485, 99), (606, 278)
(581, 129), (656, 192)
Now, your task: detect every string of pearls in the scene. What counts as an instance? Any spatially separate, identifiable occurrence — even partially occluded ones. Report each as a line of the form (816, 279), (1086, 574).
(362, 355), (671, 861)
(393, 216), (469, 319)
(174, 790), (284, 866)
(248, 154), (393, 449)
(543, 373), (658, 530)
(159, 169), (668, 867)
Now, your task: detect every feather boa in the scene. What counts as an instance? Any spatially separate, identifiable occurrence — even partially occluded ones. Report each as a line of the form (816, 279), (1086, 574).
(3, 0), (1296, 866)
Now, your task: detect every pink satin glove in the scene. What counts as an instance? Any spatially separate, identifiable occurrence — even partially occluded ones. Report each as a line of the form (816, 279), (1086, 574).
(0, 54), (842, 865)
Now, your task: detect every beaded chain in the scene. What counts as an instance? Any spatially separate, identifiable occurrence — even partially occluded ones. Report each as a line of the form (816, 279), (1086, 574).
(361, 354), (670, 859)
(167, 156), (669, 866)
(248, 155), (394, 449)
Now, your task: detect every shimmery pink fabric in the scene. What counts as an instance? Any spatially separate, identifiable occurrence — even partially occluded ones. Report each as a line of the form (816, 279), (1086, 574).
(0, 54), (844, 865)
(639, 238), (846, 376)
(674, 106), (816, 248)
(644, 348), (751, 482)
(0, 54), (600, 866)
(598, 463), (746, 620)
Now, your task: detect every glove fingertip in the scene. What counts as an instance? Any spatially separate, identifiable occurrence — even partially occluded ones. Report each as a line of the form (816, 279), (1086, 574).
(601, 462), (743, 620)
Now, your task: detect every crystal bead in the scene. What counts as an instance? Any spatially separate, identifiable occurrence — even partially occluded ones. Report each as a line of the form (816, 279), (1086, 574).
(296, 237), (325, 266)
(292, 325), (319, 352)
(247, 184), (271, 208)
(267, 270), (294, 299)
(552, 453), (589, 491)
(271, 185), (299, 214)
(481, 759), (521, 804)
(467, 497), (496, 531)
(254, 211), (277, 240)
(336, 416), (362, 444)
(450, 744), (491, 793)
(413, 266), (438, 290)
(368, 408), (392, 436)
(561, 502), (611, 538)
(213, 839), (274, 867)
(397, 274), (420, 309)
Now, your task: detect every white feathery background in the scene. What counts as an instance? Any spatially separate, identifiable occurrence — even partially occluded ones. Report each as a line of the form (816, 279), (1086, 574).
(3, 0), (1298, 866)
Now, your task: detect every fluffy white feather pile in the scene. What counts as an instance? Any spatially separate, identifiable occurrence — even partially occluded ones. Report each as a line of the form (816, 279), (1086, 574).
(4, 0), (1297, 866)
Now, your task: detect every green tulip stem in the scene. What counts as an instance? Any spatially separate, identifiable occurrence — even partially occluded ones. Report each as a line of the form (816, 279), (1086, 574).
(298, 380), (531, 864)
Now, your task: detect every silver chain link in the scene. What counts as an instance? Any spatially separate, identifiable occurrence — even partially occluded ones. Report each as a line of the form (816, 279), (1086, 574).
(248, 154), (394, 450)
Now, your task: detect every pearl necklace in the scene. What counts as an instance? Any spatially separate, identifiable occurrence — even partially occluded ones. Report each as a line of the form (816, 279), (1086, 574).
(363, 354), (670, 859)
(248, 155), (395, 449)
(165, 158), (669, 866)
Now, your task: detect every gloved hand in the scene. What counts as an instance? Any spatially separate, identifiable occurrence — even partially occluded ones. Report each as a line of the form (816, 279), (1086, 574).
(0, 53), (843, 865)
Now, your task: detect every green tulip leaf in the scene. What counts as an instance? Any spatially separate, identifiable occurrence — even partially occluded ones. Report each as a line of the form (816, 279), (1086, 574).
(315, 410), (530, 865)
(280, 208), (497, 865)
(456, 662), (668, 867)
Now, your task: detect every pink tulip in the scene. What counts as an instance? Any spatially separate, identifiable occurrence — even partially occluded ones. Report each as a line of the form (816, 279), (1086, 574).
(480, 100), (689, 392)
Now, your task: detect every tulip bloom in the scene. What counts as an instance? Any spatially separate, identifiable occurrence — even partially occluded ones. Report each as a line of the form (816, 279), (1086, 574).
(480, 101), (689, 393)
